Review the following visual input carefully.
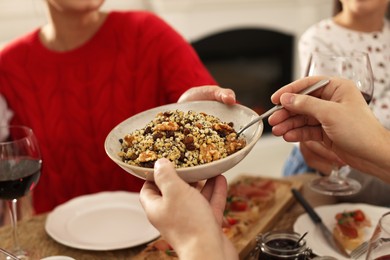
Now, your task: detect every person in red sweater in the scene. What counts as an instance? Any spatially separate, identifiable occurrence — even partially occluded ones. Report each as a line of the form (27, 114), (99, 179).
(0, 0), (235, 214)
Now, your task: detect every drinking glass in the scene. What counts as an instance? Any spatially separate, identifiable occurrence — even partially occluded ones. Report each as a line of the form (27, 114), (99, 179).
(0, 125), (42, 259)
(366, 212), (390, 260)
(305, 51), (374, 196)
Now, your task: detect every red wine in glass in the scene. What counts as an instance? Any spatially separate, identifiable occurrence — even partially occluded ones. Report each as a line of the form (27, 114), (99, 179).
(0, 158), (41, 200)
(362, 91), (373, 104)
(305, 51), (374, 196)
(0, 125), (42, 259)
(375, 256), (390, 260)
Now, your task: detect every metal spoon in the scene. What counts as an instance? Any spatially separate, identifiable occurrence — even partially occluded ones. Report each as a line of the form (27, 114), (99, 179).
(294, 231), (308, 248)
(236, 78), (330, 136)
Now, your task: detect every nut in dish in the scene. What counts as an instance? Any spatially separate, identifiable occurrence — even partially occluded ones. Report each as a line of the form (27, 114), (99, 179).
(118, 110), (246, 169)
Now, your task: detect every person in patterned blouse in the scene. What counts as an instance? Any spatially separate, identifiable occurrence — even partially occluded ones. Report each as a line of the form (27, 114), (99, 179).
(283, 0), (390, 205)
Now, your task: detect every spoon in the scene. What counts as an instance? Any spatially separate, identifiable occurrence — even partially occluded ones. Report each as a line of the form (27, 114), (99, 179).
(236, 78), (330, 136)
(294, 231), (308, 248)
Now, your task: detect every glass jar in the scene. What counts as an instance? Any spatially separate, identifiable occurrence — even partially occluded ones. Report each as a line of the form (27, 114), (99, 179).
(249, 231), (312, 260)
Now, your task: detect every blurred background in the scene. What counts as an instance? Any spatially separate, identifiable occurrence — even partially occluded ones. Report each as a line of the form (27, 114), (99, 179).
(5, 0), (386, 179)
(0, 0), (335, 133)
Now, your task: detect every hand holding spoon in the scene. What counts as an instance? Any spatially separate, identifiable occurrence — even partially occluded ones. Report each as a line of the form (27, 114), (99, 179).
(236, 79), (330, 136)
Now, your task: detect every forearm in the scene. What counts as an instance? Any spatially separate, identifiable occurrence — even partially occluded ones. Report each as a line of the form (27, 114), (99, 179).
(176, 232), (238, 260)
(348, 128), (390, 183)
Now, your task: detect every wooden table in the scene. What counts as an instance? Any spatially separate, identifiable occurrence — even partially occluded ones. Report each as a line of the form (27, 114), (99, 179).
(0, 174), (337, 260)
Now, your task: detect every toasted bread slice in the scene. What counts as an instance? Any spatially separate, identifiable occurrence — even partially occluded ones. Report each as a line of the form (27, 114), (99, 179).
(333, 209), (371, 251)
(333, 223), (364, 251)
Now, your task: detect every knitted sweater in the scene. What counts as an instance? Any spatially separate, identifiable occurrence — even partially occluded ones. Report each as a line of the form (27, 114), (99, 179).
(0, 11), (216, 213)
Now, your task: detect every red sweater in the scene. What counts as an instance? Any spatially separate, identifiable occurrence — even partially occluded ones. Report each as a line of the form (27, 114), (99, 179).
(0, 11), (216, 213)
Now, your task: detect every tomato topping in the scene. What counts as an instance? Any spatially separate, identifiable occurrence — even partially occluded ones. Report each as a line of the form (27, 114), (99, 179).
(339, 223), (358, 238)
(225, 216), (238, 225)
(335, 213), (344, 220)
(352, 210), (365, 222)
(229, 184), (271, 199)
(230, 200), (248, 212)
(335, 209), (366, 223)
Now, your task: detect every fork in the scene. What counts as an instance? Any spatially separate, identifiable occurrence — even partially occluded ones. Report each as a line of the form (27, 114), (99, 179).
(350, 238), (390, 259)
(350, 241), (369, 259)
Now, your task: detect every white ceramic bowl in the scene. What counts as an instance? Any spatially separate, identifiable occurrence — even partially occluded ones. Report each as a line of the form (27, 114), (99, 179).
(40, 257), (76, 260)
(104, 101), (263, 183)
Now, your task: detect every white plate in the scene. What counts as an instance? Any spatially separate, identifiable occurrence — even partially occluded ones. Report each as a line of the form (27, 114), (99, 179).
(294, 203), (389, 260)
(45, 191), (160, 250)
(41, 257), (75, 260)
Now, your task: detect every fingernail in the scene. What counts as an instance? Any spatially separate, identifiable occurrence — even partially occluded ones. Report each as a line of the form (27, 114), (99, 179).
(154, 158), (170, 174)
(154, 159), (165, 174)
(281, 93), (295, 105)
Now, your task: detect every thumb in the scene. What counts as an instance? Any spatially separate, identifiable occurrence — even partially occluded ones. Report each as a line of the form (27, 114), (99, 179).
(213, 87), (236, 105)
(178, 85), (236, 104)
(280, 93), (329, 120)
(153, 158), (185, 196)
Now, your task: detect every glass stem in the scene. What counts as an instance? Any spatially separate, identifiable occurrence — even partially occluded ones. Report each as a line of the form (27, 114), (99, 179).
(328, 165), (342, 183)
(6, 199), (22, 252)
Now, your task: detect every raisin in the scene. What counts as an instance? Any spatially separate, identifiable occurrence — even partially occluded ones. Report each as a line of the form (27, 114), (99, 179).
(163, 112), (172, 117)
(129, 154), (138, 160)
(183, 135), (194, 144)
(140, 161), (156, 168)
(179, 152), (186, 162)
(217, 130), (226, 138)
(183, 128), (191, 135)
(166, 130), (175, 139)
(153, 132), (163, 140)
(144, 126), (152, 135)
(185, 143), (196, 151)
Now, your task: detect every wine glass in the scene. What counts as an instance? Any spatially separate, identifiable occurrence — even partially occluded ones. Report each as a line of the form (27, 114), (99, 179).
(0, 125), (42, 259)
(305, 51), (374, 196)
(366, 211), (390, 260)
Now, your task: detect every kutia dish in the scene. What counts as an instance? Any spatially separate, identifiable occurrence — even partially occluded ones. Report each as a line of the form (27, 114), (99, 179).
(105, 101), (263, 183)
(118, 109), (246, 168)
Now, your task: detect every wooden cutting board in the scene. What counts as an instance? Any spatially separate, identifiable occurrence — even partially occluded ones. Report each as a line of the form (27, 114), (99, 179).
(133, 174), (303, 260)
(229, 175), (303, 259)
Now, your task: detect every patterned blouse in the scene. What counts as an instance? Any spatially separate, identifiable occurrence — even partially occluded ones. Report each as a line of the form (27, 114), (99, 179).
(299, 18), (390, 129)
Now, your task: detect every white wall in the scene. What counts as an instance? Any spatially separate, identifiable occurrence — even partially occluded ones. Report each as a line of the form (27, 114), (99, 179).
(0, 0), (148, 45)
(148, 0), (333, 80)
(0, 1), (333, 49)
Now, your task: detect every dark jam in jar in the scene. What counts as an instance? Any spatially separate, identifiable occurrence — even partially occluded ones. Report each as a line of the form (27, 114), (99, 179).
(266, 238), (297, 250)
(256, 231), (310, 260)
